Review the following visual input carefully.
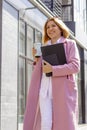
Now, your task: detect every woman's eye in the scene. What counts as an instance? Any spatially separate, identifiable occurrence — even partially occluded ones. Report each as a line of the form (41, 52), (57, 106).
(52, 24), (57, 27)
(47, 25), (56, 29)
(47, 26), (50, 29)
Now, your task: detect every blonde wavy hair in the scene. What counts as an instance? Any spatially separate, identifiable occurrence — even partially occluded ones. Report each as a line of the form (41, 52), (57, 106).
(42, 17), (70, 44)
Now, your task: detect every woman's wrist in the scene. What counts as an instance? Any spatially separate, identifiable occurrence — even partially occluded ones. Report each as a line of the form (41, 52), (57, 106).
(33, 61), (36, 65)
(33, 57), (40, 65)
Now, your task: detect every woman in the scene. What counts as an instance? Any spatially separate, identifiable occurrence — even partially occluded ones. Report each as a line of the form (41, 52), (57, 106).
(23, 17), (80, 130)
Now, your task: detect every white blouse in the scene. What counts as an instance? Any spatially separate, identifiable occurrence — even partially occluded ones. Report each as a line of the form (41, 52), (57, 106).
(39, 37), (63, 99)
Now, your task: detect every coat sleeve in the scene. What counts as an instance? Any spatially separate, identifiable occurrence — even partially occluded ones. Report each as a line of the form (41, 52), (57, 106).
(52, 40), (80, 77)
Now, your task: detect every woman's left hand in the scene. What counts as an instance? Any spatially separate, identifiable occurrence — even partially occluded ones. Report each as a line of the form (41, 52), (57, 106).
(42, 60), (52, 73)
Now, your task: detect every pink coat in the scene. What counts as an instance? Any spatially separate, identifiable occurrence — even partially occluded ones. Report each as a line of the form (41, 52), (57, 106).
(23, 37), (80, 130)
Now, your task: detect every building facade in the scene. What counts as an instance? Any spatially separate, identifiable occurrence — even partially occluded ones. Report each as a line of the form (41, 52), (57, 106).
(0, 0), (87, 130)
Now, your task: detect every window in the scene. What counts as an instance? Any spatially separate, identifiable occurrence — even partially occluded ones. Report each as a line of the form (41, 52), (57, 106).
(62, 0), (72, 5)
(62, 6), (72, 21)
(18, 21), (26, 124)
(62, 0), (73, 21)
(77, 45), (85, 124)
(35, 29), (42, 43)
(18, 19), (42, 130)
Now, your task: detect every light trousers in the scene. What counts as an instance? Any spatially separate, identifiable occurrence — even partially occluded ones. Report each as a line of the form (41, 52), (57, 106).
(39, 95), (52, 130)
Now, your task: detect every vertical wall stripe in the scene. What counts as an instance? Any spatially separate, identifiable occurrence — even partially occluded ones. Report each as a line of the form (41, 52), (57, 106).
(0, 0), (2, 129)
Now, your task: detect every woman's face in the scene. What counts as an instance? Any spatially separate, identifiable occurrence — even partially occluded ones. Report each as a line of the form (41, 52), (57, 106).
(46, 20), (62, 40)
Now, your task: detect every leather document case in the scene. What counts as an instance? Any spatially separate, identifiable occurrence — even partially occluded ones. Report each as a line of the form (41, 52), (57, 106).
(41, 43), (67, 77)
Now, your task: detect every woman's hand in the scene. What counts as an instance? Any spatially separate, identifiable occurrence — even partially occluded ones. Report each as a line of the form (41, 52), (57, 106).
(42, 60), (52, 73)
(32, 47), (40, 64)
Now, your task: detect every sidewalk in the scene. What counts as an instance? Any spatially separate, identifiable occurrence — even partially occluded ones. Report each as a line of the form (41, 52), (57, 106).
(19, 124), (87, 130)
(79, 124), (87, 130)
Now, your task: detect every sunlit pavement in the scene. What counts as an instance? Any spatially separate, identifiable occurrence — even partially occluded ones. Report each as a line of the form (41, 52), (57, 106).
(78, 124), (87, 130)
(18, 124), (87, 130)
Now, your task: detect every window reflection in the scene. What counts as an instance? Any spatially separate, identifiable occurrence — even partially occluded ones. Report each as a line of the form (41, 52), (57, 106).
(27, 25), (34, 59)
(35, 29), (42, 43)
(19, 21), (25, 54)
(18, 58), (26, 123)
(62, 0), (72, 5)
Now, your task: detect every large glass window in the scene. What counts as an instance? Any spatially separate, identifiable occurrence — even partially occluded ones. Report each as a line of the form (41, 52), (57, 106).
(26, 25), (34, 60)
(62, 6), (72, 21)
(35, 29), (42, 43)
(74, 0), (87, 33)
(19, 21), (26, 54)
(62, 0), (72, 5)
(62, 0), (73, 21)
(18, 19), (42, 130)
(18, 58), (26, 123)
(77, 45), (85, 124)
(18, 20), (26, 125)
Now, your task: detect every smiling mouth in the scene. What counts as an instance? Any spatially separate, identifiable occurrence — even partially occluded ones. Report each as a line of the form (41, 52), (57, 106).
(49, 32), (55, 35)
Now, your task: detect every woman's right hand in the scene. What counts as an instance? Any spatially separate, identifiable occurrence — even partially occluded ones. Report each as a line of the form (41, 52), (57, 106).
(32, 47), (40, 64)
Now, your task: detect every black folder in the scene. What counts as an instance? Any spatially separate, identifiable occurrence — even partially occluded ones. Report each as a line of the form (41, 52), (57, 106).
(41, 43), (67, 77)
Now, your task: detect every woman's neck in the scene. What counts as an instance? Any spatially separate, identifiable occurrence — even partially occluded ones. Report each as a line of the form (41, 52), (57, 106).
(51, 36), (61, 44)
